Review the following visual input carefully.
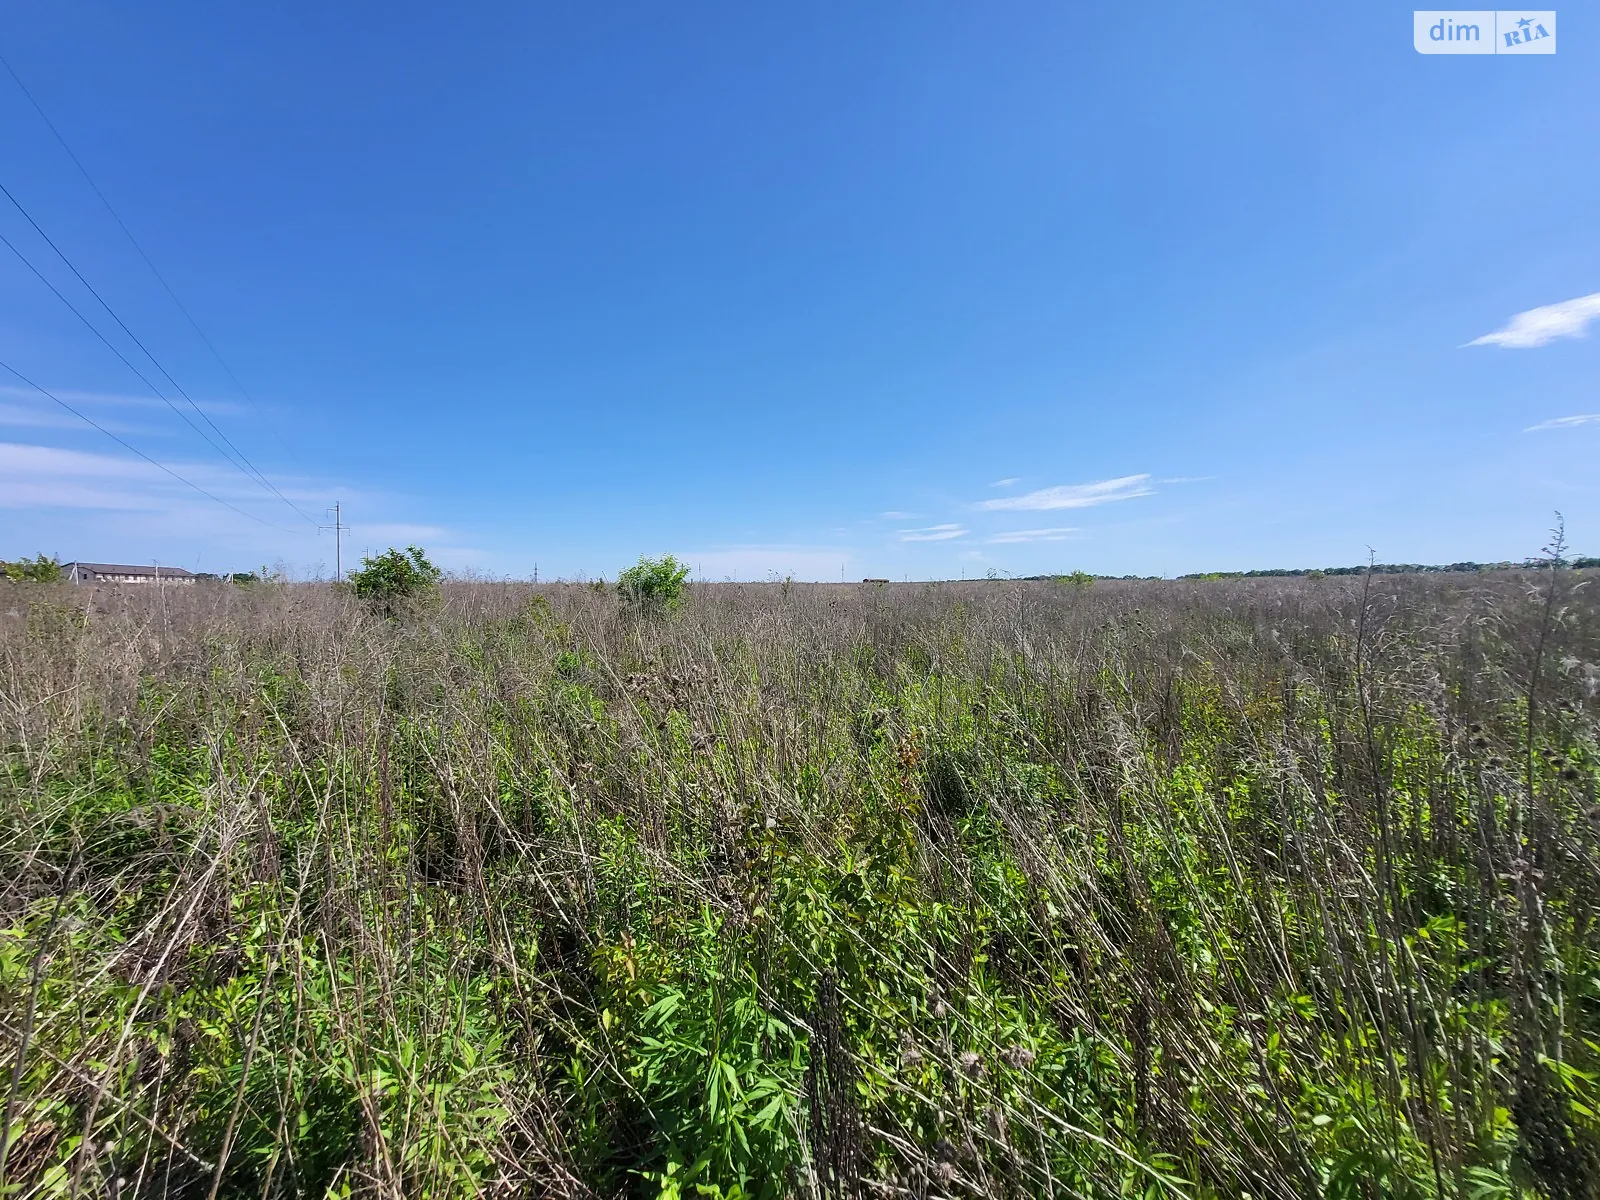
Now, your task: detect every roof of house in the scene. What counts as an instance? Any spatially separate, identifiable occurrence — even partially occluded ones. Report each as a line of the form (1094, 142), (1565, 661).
(62, 562), (196, 577)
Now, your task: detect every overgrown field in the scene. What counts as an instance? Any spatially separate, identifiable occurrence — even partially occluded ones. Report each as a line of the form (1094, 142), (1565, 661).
(2, 573), (1599, 1199)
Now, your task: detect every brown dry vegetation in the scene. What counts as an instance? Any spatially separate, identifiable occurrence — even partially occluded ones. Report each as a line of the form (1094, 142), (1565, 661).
(1, 571), (1599, 1198)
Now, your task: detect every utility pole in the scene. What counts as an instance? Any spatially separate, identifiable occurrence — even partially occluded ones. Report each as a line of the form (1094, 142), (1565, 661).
(324, 503), (346, 581)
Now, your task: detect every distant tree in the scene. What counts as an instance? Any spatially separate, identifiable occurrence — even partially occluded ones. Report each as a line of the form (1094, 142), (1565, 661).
(348, 546), (442, 616)
(1, 554), (62, 582)
(617, 554), (690, 614)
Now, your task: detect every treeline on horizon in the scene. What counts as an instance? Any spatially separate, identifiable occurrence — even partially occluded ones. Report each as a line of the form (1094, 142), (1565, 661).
(1016, 556), (1600, 583)
(1170, 556), (1600, 580)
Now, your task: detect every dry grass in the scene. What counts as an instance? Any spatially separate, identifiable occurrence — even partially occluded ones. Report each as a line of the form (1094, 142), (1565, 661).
(1, 571), (1598, 1198)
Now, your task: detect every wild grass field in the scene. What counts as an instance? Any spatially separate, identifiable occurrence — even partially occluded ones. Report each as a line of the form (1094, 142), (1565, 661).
(2, 569), (1598, 1199)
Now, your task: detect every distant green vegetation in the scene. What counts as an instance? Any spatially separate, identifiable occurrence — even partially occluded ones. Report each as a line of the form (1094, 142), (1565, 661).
(347, 544), (443, 615)
(1, 570), (1597, 1197)
(1007, 555), (1600, 584)
(618, 553), (691, 614)
(0, 554), (61, 582)
(1051, 570), (1095, 588)
(1175, 557), (1600, 580)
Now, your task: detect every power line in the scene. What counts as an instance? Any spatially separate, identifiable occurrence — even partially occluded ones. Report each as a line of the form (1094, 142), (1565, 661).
(0, 225), (295, 511)
(0, 357), (301, 535)
(0, 177), (313, 520)
(0, 181), (321, 527)
(0, 50), (306, 472)
(0, 228), (217, 440)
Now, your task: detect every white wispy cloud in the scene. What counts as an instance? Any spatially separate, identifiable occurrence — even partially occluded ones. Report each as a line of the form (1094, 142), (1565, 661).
(879, 510), (918, 520)
(678, 545), (854, 580)
(353, 523), (450, 543)
(989, 477), (1021, 488)
(0, 403), (138, 433)
(0, 442), (334, 511)
(898, 524), (967, 542)
(426, 546), (492, 570)
(0, 385), (247, 415)
(1524, 414), (1600, 432)
(0, 442), (202, 506)
(0, 441), (321, 563)
(986, 527), (1079, 544)
(0, 440), (473, 570)
(1467, 293), (1600, 349)
(977, 474), (1154, 511)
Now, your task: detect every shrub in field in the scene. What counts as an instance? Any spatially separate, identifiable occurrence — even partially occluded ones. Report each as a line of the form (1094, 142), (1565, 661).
(348, 544), (442, 615)
(617, 553), (689, 614)
(1053, 570), (1094, 588)
(1, 553), (61, 582)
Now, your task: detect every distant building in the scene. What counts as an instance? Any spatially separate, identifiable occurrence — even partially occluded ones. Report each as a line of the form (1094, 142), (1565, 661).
(62, 562), (196, 586)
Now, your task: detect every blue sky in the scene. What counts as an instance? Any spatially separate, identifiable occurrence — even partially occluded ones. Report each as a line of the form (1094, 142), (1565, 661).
(1, 3), (1596, 579)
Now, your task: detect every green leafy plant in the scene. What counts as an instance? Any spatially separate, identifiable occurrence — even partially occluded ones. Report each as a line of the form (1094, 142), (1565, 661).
(629, 977), (803, 1198)
(348, 545), (442, 615)
(1, 553), (62, 582)
(617, 554), (690, 614)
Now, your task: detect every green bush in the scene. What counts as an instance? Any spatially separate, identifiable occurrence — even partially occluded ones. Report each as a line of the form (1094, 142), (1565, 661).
(1, 553), (62, 582)
(617, 554), (690, 614)
(348, 545), (442, 615)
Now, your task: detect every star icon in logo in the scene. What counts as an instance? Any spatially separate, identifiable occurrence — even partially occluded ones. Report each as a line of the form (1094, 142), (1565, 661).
(1517, 16), (1534, 30)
